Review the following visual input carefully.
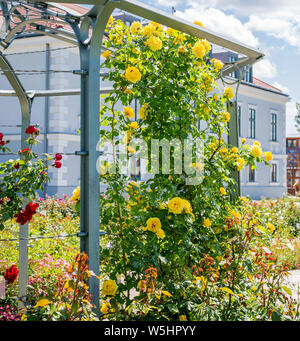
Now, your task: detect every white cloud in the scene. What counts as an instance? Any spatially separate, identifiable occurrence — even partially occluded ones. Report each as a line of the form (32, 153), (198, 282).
(253, 58), (277, 80)
(175, 6), (259, 47)
(272, 81), (290, 94)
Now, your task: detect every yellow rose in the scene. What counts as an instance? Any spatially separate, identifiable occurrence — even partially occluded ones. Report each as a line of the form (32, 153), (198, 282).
(253, 141), (261, 147)
(251, 145), (262, 158)
(203, 218), (212, 227)
(71, 186), (80, 202)
(212, 58), (224, 70)
(106, 15), (114, 27)
(124, 66), (141, 83)
(182, 199), (193, 214)
(147, 36), (162, 51)
(142, 24), (155, 37)
(201, 39), (211, 54)
(100, 302), (111, 315)
(221, 111), (231, 122)
(130, 21), (142, 35)
(179, 315), (187, 321)
(220, 148), (228, 157)
(168, 197), (184, 214)
(220, 187), (226, 195)
(264, 151), (273, 162)
(267, 222), (275, 232)
(123, 107), (135, 119)
(101, 50), (111, 58)
(139, 104), (148, 120)
(236, 157), (246, 171)
(241, 138), (246, 144)
(232, 147), (239, 154)
(146, 217), (162, 233)
(192, 40), (206, 58)
(129, 121), (139, 130)
(156, 229), (166, 239)
(224, 86), (234, 100)
(102, 280), (118, 296)
(126, 146), (135, 154)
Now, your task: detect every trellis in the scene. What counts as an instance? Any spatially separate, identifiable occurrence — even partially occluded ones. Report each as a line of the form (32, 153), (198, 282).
(0, 0), (264, 314)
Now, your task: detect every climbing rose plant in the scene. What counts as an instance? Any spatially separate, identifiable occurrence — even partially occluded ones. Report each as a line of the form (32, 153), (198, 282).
(0, 127), (62, 230)
(88, 18), (299, 322)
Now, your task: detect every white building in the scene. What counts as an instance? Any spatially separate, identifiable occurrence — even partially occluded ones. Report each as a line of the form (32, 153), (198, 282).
(0, 5), (289, 199)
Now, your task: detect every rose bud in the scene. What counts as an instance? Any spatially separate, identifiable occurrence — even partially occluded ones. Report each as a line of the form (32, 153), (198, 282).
(14, 162), (20, 169)
(55, 153), (63, 161)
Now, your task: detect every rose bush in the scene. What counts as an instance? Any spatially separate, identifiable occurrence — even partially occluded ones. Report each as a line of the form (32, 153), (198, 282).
(97, 18), (299, 321)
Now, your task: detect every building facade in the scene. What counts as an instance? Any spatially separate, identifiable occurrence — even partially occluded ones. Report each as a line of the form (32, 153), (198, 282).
(0, 6), (289, 199)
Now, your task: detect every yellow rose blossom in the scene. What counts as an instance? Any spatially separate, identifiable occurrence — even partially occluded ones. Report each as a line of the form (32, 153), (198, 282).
(267, 223), (275, 232)
(142, 24), (155, 37)
(124, 66), (141, 83)
(241, 138), (246, 143)
(221, 111), (231, 122)
(71, 186), (80, 202)
(146, 217), (162, 233)
(149, 21), (163, 35)
(182, 199), (193, 214)
(201, 39), (211, 54)
(223, 86), (234, 100)
(192, 40), (206, 58)
(156, 229), (166, 239)
(211, 58), (224, 70)
(179, 315), (187, 321)
(102, 280), (118, 296)
(139, 104), (148, 120)
(253, 141), (261, 147)
(129, 121), (139, 130)
(100, 302), (111, 315)
(251, 145), (262, 158)
(101, 50), (111, 58)
(130, 21), (142, 35)
(123, 107), (135, 119)
(126, 146), (135, 154)
(232, 147), (239, 154)
(220, 187), (226, 195)
(220, 148), (228, 157)
(147, 36), (162, 51)
(236, 157), (246, 171)
(213, 94), (219, 101)
(168, 197), (184, 214)
(264, 151), (273, 162)
(203, 218), (212, 227)
(106, 15), (113, 27)
(230, 210), (241, 219)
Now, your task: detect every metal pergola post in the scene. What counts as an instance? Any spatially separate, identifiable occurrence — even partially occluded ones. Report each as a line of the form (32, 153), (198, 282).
(0, 0), (265, 315)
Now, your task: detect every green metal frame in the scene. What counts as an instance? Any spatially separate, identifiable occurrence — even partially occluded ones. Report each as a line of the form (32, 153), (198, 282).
(0, 0), (264, 314)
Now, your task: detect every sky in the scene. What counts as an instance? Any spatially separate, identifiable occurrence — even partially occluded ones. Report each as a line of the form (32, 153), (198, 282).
(136, 0), (300, 136)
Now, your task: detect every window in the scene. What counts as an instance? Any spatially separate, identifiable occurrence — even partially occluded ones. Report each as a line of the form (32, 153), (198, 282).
(287, 139), (297, 148)
(249, 108), (256, 139)
(249, 166), (255, 182)
(271, 113), (277, 141)
(243, 66), (253, 83)
(238, 105), (241, 137)
(271, 163), (277, 183)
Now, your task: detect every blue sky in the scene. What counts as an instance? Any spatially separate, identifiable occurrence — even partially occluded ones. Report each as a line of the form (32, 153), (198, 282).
(134, 0), (300, 136)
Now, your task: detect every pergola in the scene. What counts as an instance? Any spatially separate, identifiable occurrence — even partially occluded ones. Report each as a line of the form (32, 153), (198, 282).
(0, 0), (264, 314)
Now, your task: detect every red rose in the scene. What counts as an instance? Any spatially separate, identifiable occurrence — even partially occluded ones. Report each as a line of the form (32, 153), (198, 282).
(4, 265), (19, 284)
(14, 162), (20, 169)
(0, 141), (5, 146)
(0, 133), (3, 140)
(54, 160), (62, 168)
(55, 153), (62, 161)
(25, 125), (39, 135)
(15, 202), (39, 225)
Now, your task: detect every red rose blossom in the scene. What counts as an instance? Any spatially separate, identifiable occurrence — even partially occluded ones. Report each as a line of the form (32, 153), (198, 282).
(25, 125), (39, 135)
(0, 133), (3, 140)
(54, 160), (62, 168)
(0, 141), (5, 146)
(55, 153), (62, 161)
(14, 162), (20, 169)
(15, 202), (39, 225)
(4, 265), (19, 284)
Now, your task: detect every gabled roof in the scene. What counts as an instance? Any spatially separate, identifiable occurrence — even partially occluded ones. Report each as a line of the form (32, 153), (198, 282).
(252, 77), (283, 93)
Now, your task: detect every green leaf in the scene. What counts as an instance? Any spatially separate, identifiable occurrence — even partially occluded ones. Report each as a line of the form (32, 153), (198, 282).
(281, 286), (292, 296)
(220, 287), (235, 295)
